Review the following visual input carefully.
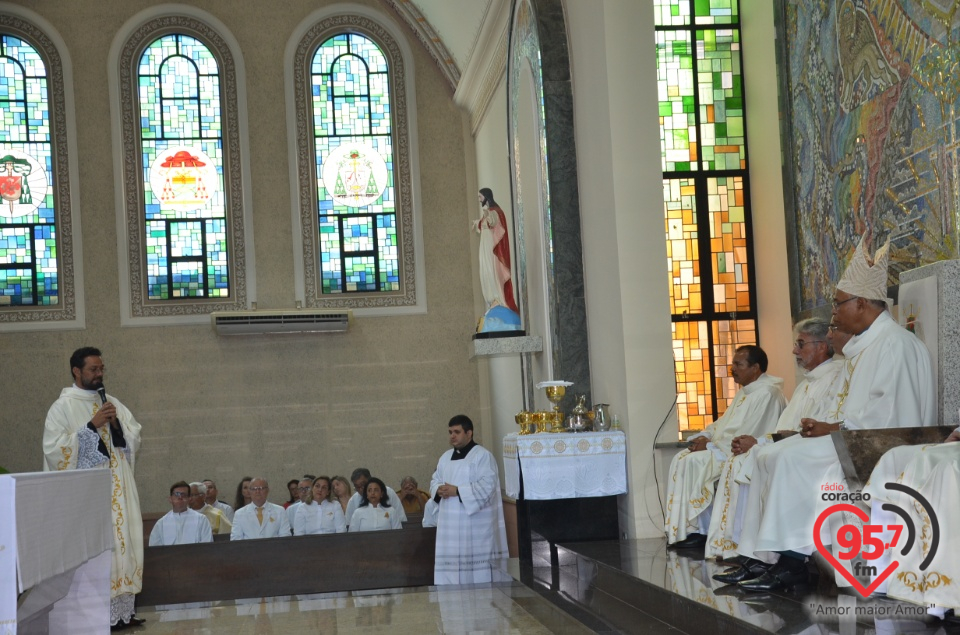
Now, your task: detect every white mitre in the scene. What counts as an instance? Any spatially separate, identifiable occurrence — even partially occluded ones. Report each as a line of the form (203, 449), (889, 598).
(836, 234), (890, 301)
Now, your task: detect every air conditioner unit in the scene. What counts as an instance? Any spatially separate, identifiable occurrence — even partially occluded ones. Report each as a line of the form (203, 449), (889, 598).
(211, 310), (352, 335)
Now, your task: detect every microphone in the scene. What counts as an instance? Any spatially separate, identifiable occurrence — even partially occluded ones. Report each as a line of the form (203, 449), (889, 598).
(97, 386), (107, 405)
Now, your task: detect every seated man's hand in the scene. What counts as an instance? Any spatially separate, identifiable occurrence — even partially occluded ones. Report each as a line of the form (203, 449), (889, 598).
(688, 437), (709, 453)
(731, 435), (757, 455)
(946, 428), (960, 443)
(800, 418), (839, 438)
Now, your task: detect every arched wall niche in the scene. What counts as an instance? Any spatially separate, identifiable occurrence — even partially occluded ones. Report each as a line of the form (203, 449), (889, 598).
(507, 0), (589, 410)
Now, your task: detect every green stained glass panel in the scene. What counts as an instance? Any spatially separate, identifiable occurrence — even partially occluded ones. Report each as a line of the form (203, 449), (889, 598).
(654, 0), (689, 26)
(694, 0), (737, 24)
(696, 29), (745, 170)
(656, 30), (697, 172)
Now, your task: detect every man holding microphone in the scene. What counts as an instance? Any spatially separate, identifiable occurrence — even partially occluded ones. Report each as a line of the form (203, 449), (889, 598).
(42, 347), (145, 630)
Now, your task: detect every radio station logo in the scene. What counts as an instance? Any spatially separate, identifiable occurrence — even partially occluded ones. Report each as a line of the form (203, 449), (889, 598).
(813, 483), (940, 598)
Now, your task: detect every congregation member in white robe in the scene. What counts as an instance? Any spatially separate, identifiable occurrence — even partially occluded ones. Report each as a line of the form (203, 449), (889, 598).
(348, 477), (403, 532)
(863, 427), (959, 614)
(707, 319), (846, 566)
(231, 477), (292, 540)
(188, 482), (232, 536)
(42, 347), (145, 630)
(735, 235), (936, 592)
(149, 482), (214, 546)
(665, 345), (786, 549)
(345, 467), (407, 527)
(202, 479), (234, 522)
(295, 476), (347, 535)
(430, 415), (509, 585)
(286, 475), (315, 528)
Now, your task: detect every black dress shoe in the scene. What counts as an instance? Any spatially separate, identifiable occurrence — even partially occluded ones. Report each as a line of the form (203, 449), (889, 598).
(738, 565), (809, 591)
(128, 617), (146, 627)
(712, 558), (771, 584)
(667, 533), (706, 550)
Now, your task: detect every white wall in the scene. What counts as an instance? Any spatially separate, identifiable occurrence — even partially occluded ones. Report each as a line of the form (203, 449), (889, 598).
(742, 0), (795, 393)
(566, 0), (679, 538)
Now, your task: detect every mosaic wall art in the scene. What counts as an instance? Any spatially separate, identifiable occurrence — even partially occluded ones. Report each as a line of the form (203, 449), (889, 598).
(779, 0), (960, 311)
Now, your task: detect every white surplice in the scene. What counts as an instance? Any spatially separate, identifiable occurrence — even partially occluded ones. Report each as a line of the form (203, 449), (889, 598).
(42, 385), (144, 619)
(705, 359), (843, 559)
(295, 499), (347, 535)
(862, 438), (959, 598)
(737, 311), (936, 564)
(665, 374), (786, 543)
(148, 509), (213, 546)
(430, 444), (509, 585)
(878, 446), (959, 610)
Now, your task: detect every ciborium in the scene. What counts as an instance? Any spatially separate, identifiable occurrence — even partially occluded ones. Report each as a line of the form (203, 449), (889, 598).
(536, 380), (573, 433)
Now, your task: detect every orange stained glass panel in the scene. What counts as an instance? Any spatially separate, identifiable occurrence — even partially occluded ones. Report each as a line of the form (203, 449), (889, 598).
(663, 178), (702, 315)
(672, 320), (712, 432)
(712, 318), (756, 418)
(708, 176), (751, 313)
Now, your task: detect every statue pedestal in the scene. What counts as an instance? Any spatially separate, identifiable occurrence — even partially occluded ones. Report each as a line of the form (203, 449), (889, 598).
(899, 260), (960, 425)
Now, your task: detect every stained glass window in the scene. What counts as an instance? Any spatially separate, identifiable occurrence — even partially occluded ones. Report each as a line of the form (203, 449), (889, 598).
(0, 34), (57, 307)
(138, 34), (228, 300)
(293, 16), (420, 312)
(117, 16), (248, 322)
(657, 0), (757, 432)
(312, 32), (397, 295)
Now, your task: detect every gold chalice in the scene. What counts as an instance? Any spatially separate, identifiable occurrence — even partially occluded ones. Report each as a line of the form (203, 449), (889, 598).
(536, 380), (573, 433)
(515, 410), (534, 435)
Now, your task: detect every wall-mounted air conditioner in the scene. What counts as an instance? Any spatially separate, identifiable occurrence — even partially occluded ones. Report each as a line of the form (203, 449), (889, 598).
(211, 310), (352, 335)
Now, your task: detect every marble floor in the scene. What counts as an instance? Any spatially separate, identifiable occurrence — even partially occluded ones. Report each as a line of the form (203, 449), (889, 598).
(536, 538), (960, 635)
(118, 540), (960, 635)
(128, 581), (597, 634)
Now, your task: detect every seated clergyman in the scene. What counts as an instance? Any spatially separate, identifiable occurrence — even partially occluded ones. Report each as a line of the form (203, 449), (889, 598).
(231, 477), (292, 540)
(149, 481), (213, 546)
(188, 481), (232, 536)
(202, 479), (234, 521)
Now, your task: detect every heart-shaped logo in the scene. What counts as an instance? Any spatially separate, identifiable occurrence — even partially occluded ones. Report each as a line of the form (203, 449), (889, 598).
(813, 503), (899, 598)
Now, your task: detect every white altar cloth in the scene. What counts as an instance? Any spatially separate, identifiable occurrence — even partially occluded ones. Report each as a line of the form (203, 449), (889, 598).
(503, 431), (627, 500)
(1, 469), (112, 634)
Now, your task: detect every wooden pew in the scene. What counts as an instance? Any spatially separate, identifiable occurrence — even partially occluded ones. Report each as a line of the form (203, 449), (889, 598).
(137, 526), (436, 606)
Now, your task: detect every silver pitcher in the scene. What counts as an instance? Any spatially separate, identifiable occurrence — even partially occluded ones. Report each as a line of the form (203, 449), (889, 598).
(593, 403), (611, 431)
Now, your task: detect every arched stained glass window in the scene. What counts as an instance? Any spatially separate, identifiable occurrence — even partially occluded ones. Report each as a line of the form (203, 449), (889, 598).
(138, 34), (228, 301)
(313, 33), (397, 295)
(292, 13), (423, 312)
(116, 15), (249, 323)
(0, 13), (80, 329)
(0, 34), (55, 306)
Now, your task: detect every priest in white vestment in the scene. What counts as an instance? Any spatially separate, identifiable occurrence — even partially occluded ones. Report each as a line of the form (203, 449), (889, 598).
(202, 479), (235, 521)
(736, 236), (936, 592)
(862, 427), (959, 611)
(665, 345), (786, 549)
(231, 477), (292, 540)
(42, 347), (145, 629)
(706, 319), (846, 562)
(431, 415), (509, 584)
(188, 481), (232, 536)
(150, 482), (214, 546)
